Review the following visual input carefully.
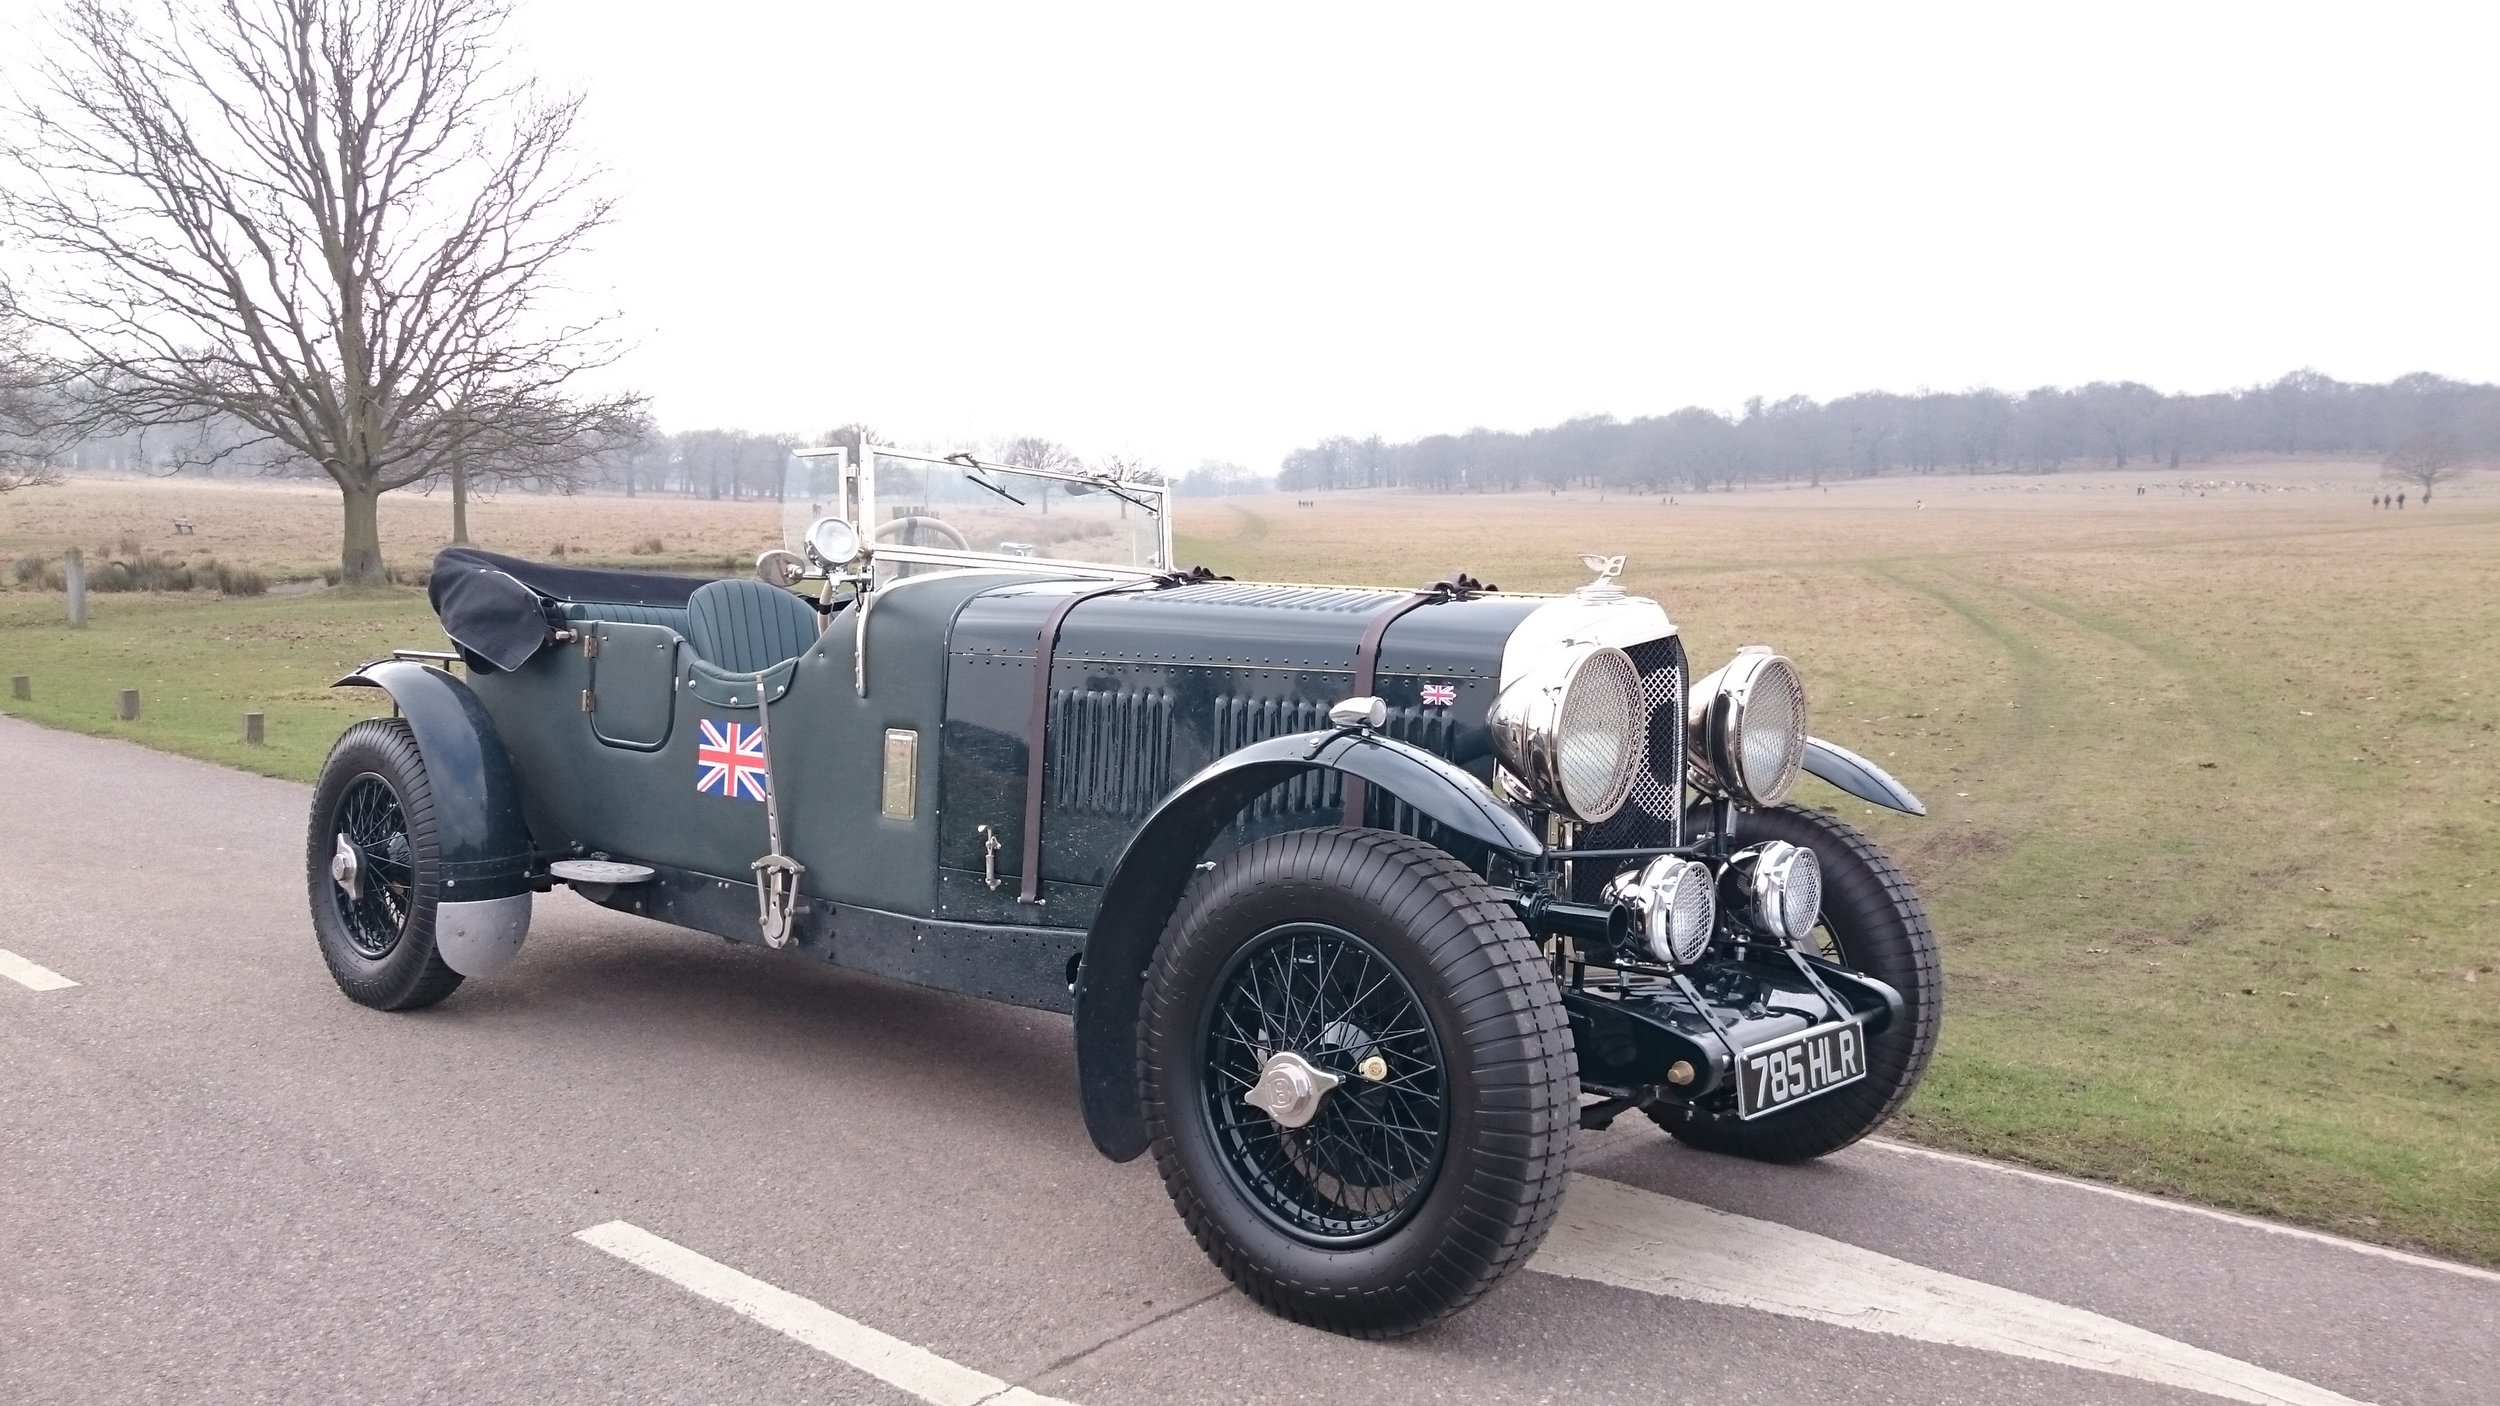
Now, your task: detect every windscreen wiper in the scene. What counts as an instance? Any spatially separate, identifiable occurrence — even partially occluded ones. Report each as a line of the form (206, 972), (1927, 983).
(1091, 479), (1157, 514)
(961, 471), (1026, 506)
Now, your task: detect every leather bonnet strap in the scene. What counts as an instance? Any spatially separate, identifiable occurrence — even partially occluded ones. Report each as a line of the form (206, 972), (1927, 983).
(1339, 573), (1491, 826)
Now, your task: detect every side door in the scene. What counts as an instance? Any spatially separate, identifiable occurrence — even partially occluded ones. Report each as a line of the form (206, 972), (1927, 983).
(584, 621), (680, 751)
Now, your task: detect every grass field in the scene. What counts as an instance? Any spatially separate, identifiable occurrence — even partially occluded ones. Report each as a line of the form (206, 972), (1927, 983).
(5, 464), (2497, 1264)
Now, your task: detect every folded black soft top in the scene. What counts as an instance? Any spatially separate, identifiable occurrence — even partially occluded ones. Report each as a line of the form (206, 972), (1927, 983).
(428, 546), (708, 672)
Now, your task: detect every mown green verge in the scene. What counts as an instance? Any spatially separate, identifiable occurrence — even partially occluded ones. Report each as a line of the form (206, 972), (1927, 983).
(0, 590), (440, 781)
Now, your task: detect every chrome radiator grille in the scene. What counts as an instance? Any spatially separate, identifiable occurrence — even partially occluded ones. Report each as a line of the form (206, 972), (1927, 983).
(1570, 633), (1687, 901)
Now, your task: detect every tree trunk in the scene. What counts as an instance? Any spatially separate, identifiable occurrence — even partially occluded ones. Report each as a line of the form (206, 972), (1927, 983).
(451, 456), (470, 545)
(340, 484), (387, 587)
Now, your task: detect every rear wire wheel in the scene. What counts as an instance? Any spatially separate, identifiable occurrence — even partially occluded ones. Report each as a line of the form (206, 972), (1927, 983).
(307, 719), (463, 1011)
(1141, 827), (1577, 1337)
(1650, 802), (1941, 1160)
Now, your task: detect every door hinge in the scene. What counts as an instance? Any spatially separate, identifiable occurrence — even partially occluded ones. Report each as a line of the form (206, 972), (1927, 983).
(581, 633), (602, 659)
(580, 689), (598, 713)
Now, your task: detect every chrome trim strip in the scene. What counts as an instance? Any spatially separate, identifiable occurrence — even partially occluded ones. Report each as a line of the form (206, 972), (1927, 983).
(871, 545), (1159, 580)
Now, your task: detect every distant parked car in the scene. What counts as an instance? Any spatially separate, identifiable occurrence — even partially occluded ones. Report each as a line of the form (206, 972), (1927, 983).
(309, 446), (1939, 1335)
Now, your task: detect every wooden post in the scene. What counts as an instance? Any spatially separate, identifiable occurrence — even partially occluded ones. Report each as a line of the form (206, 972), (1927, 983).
(9, 675), (27, 701)
(243, 711), (265, 745)
(64, 547), (87, 629)
(118, 688), (139, 721)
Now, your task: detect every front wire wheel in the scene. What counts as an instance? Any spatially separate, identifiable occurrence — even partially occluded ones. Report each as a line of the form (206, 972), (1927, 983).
(1142, 828), (1577, 1338)
(1201, 923), (1448, 1243)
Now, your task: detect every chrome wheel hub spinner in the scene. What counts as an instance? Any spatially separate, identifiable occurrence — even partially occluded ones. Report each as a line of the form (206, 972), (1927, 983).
(1243, 1050), (1343, 1130)
(330, 833), (362, 901)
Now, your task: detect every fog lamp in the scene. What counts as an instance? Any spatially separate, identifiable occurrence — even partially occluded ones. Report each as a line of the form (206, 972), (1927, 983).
(1725, 841), (1822, 943)
(1600, 855), (1718, 966)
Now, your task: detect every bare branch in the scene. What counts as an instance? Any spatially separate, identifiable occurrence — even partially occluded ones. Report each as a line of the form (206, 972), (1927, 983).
(1, 0), (630, 581)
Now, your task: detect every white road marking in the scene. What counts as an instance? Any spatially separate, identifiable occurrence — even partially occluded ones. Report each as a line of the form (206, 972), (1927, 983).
(1535, 1175), (2369, 1406)
(576, 1221), (1074, 1406)
(1868, 1139), (2500, 1286)
(0, 948), (77, 991)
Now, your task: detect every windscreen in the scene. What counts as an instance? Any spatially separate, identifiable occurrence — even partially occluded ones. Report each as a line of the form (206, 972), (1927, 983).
(781, 449), (852, 558)
(873, 451), (1164, 567)
(782, 447), (1170, 581)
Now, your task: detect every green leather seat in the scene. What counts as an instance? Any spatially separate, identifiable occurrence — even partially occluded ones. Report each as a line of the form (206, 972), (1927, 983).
(685, 578), (818, 675)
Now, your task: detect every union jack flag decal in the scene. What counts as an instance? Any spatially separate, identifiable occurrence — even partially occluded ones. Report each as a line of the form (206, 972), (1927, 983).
(1420, 682), (1458, 708)
(695, 719), (770, 802)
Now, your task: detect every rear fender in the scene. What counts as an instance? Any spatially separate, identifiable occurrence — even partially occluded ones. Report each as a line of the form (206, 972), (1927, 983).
(1072, 729), (1542, 1161)
(335, 660), (537, 974)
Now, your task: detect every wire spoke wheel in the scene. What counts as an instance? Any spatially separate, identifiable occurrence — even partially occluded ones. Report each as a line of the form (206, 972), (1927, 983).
(1143, 828), (1577, 1337)
(1200, 922), (1448, 1244)
(331, 773), (414, 959)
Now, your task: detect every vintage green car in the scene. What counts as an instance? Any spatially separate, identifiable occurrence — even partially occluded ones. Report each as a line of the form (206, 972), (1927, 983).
(309, 446), (1940, 1336)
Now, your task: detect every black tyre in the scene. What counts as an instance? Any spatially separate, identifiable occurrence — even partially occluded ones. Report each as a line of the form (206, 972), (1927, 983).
(1140, 827), (1577, 1337)
(1651, 803), (1942, 1161)
(306, 719), (463, 1011)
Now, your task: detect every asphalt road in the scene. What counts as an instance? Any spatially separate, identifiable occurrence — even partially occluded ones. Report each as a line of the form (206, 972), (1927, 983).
(3, 714), (2493, 1406)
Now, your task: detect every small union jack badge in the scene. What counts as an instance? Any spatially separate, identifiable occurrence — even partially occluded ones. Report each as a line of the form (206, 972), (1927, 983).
(1420, 682), (1458, 708)
(696, 718), (770, 802)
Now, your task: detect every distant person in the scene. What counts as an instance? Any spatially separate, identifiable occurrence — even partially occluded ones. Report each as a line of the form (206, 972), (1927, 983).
(2372, 495), (2381, 508)
(2398, 492), (2407, 509)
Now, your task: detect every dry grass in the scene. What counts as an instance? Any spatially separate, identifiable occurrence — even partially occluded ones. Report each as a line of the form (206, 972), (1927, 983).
(0, 475), (783, 583)
(5, 459), (2497, 1261)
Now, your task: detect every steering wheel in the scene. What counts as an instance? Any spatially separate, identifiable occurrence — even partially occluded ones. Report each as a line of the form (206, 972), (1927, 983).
(873, 515), (971, 551)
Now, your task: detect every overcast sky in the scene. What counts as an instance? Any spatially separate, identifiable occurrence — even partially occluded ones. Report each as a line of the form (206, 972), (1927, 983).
(506, 1), (2496, 471)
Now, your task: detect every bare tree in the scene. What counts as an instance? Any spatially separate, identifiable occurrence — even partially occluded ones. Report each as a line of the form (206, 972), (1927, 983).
(2382, 430), (2472, 504)
(818, 422), (878, 469)
(996, 436), (1078, 474)
(1092, 451), (1163, 485)
(2, 0), (638, 584)
(0, 280), (64, 493)
(431, 388), (645, 543)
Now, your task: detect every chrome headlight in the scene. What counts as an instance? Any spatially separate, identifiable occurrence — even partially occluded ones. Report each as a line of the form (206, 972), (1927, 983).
(1725, 841), (1821, 942)
(1600, 855), (1718, 966)
(1687, 647), (1809, 807)
(1488, 642), (1644, 823)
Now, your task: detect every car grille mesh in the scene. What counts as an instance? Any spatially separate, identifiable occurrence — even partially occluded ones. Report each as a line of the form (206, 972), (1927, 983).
(1571, 634), (1686, 902)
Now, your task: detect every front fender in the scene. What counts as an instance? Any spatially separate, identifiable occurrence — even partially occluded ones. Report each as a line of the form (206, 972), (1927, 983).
(1072, 729), (1542, 1161)
(1803, 736), (1926, 817)
(334, 659), (537, 903)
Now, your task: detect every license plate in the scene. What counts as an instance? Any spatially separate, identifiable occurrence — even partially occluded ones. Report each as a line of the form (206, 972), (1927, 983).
(1737, 1018), (1869, 1119)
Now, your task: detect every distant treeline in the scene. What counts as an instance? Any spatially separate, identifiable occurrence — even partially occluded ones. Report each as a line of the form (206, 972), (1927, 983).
(53, 416), (1270, 502)
(54, 422), (808, 500)
(1277, 371), (2500, 493)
